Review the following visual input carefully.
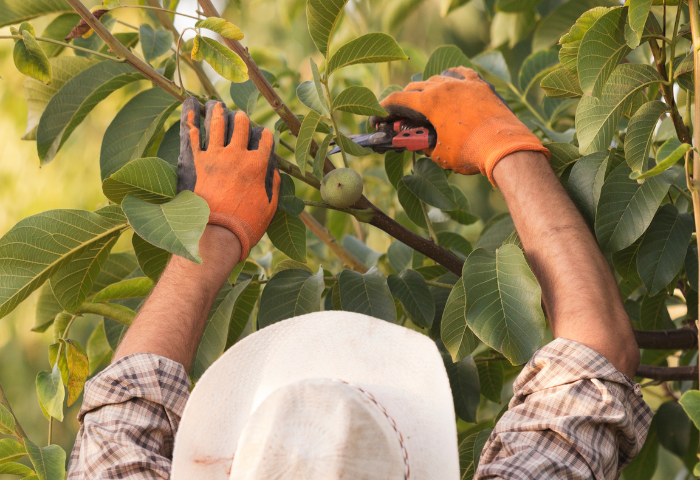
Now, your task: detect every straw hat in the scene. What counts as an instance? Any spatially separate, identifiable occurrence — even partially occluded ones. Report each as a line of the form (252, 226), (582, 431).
(171, 311), (460, 480)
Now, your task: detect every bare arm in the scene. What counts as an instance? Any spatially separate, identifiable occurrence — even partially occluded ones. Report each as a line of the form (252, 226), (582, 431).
(114, 225), (240, 370)
(493, 151), (639, 378)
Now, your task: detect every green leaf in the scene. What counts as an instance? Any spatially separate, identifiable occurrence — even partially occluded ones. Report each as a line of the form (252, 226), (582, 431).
(0, 404), (16, 436)
(558, 7), (611, 74)
(567, 151), (609, 226)
(267, 210), (307, 262)
(342, 235), (382, 267)
(472, 50), (511, 84)
(226, 279), (260, 349)
(625, 101), (668, 174)
(477, 359), (505, 403)
(0, 438), (26, 464)
(577, 7), (630, 97)
(576, 64), (662, 155)
(681, 391), (700, 431)
(338, 133), (373, 157)
(100, 31), (139, 54)
(194, 17), (244, 40)
(296, 111), (321, 171)
(631, 138), (693, 180)
(621, 416), (658, 480)
(385, 151), (407, 190)
(86, 322), (112, 375)
(532, 0), (617, 51)
(440, 278), (480, 361)
(443, 354), (480, 423)
(448, 186), (479, 225)
(36, 366), (64, 421)
(613, 237), (644, 285)
(13, 29), (51, 84)
(312, 58), (329, 114)
(0, 210), (128, 319)
(476, 213), (515, 250)
(102, 157), (177, 205)
(21, 56), (91, 141)
(458, 428), (493, 479)
(192, 35), (248, 82)
(387, 269), (435, 328)
(277, 174), (305, 216)
(402, 158), (457, 210)
(636, 204), (693, 296)
(100, 88), (180, 180)
(192, 281), (248, 379)
(378, 84), (403, 101)
(314, 134), (333, 180)
(444, 246), (545, 364)
(37, 61), (141, 166)
(332, 86), (386, 116)
(383, 0), (426, 32)
(92, 277), (154, 303)
(546, 142), (580, 176)
(48, 234), (119, 313)
(139, 24), (172, 63)
(123, 191), (209, 263)
(490, 10), (536, 49)
(656, 401), (691, 459)
(423, 44), (475, 79)
(685, 245), (698, 291)
(540, 67), (582, 98)
(437, 232), (473, 259)
(518, 50), (559, 94)
(0, 462), (34, 476)
(327, 33), (408, 75)
(0, 0), (72, 28)
(640, 292), (672, 330)
(338, 267), (396, 322)
(387, 241), (412, 273)
(306, 0), (349, 57)
(595, 162), (673, 252)
(297, 81), (329, 116)
(91, 252), (139, 293)
(25, 440), (65, 480)
(627, 0), (653, 48)
(495, 0), (541, 12)
(258, 268), (324, 328)
(397, 179), (428, 229)
(229, 71), (275, 116)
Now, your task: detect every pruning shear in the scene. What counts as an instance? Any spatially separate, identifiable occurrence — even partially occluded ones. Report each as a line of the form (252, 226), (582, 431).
(328, 119), (437, 155)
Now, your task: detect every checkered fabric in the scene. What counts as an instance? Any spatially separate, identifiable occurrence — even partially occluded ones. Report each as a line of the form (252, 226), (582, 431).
(475, 339), (653, 480)
(67, 339), (651, 480)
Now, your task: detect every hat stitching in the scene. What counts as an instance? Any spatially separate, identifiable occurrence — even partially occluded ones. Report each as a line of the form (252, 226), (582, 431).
(333, 379), (410, 480)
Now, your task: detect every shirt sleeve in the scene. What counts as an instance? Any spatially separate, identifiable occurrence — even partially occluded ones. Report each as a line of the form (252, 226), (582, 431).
(67, 353), (191, 480)
(475, 338), (653, 480)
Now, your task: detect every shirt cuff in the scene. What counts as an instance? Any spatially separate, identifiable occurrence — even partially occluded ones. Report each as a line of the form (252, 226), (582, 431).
(79, 353), (191, 423)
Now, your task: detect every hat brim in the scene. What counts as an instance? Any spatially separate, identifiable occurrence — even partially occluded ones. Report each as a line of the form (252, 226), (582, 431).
(171, 311), (459, 480)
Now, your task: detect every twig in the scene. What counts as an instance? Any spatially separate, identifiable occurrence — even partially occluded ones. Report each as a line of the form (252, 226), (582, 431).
(671, 183), (693, 203)
(636, 364), (698, 381)
(426, 280), (454, 289)
(299, 211), (369, 273)
(111, 4), (200, 20)
(0, 35), (126, 62)
(634, 327), (698, 349)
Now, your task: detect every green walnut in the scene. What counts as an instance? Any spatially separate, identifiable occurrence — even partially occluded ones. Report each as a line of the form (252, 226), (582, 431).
(320, 168), (364, 209)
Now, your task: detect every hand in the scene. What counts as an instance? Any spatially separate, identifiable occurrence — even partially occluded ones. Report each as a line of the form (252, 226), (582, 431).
(372, 66), (550, 185)
(178, 98), (280, 261)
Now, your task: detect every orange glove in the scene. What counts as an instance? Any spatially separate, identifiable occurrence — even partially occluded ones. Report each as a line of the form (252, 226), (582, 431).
(374, 67), (550, 185)
(179, 98), (280, 261)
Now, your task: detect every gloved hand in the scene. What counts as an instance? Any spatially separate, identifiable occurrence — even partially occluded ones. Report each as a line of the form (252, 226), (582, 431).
(178, 98), (280, 261)
(372, 66), (550, 185)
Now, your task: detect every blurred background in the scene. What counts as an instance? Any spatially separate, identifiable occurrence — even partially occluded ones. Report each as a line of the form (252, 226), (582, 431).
(0, 0), (687, 478)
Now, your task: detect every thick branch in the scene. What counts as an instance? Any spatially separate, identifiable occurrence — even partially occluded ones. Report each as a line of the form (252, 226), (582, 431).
(143, 0), (220, 99)
(300, 211), (369, 273)
(65, 0), (187, 102)
(636, 364), (699, 381)
(634, 327), (698, 350)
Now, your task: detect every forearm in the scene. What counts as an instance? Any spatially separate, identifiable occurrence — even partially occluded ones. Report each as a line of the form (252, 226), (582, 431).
(493, 151), (638, 377)
(114, 225), (241, 370)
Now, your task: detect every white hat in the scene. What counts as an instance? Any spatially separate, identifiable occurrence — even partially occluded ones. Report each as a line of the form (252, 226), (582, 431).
(171, 311), (460, 480)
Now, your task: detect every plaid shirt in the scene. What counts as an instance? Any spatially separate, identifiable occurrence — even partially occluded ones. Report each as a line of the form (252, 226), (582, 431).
(67, 338), (652, 480)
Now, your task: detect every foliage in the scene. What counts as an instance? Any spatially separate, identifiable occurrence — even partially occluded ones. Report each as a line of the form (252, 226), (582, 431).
(0, 0), (699, 478)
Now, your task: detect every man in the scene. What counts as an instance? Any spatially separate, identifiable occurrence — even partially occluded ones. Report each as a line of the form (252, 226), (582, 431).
(68, 67), (651, 479)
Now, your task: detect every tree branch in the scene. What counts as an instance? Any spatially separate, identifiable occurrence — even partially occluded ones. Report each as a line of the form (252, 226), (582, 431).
(634, 327), (698, 350)
(636, 364), (699, 381)
(300, 211), (369, 273)
(143, 0), (220, 99)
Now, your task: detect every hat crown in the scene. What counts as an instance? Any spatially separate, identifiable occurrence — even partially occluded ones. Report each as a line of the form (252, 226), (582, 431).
(229, 378), (406, 480)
